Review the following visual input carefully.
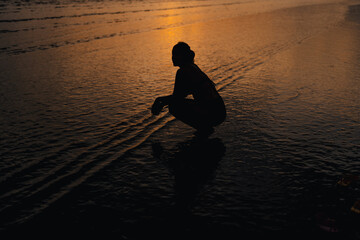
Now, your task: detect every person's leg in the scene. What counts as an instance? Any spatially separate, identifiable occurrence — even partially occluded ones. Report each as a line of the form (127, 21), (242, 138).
(169, 99), (205, 130)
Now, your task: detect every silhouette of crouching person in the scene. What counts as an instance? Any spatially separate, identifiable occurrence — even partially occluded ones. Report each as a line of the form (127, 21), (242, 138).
(152, 42), (226, 136)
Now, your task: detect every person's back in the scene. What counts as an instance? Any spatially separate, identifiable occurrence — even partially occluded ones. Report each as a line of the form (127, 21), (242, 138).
(184, 63), (223, 104)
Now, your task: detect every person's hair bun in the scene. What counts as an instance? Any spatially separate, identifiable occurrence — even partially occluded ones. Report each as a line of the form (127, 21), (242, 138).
(189, 50), (195, 61)
(173, 42), (195, 63)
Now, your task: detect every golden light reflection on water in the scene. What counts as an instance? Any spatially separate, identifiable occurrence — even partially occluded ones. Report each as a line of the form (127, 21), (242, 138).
(261, 10), (360, 124)
(5, 0), (357, 122)
(1, 1), (360, 232)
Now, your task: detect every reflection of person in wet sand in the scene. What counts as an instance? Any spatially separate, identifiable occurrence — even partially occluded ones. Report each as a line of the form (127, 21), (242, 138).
(151, 42), (226, 137)
(152, 137), (226, 212)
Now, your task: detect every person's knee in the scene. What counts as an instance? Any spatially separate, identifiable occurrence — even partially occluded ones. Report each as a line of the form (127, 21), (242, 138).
(169, 100), (184, 117)
(168, 102), (176, 116)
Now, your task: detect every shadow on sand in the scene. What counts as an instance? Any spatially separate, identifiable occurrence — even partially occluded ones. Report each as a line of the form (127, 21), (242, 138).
(146, 136), (229, 239)
(3, 137), (227, 239)
(152, 136), (226, 213)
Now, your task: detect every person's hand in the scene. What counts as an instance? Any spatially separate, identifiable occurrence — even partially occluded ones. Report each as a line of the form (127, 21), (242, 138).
(151, 98), (164, 115)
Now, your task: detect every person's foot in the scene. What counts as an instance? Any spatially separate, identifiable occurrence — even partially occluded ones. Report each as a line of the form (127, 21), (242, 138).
(194, 127), (214, 138)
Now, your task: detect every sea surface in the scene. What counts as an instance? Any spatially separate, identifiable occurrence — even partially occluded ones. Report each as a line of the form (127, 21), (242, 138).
(0, 0), (359, 238)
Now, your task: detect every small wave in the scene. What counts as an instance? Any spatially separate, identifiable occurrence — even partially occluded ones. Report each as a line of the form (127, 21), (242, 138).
(0, 1), (245, 23)
(1, 32), (120, 55)
(0, 108), (174, 227)
(286, 91), (301, 102)
(0, 20), (99, 35)
(0, 29), (19, 33)
(213, 43), (293, 91)
(1, 18), (201, 55)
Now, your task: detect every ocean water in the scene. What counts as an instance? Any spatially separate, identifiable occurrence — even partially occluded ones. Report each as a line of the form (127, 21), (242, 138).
(0, 0), (359, 238)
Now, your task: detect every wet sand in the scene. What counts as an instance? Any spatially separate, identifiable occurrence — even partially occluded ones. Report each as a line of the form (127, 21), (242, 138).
(1, 0), (360, 238)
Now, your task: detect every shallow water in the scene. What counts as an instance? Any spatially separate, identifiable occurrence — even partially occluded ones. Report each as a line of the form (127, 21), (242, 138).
(0, 0), (359, 238)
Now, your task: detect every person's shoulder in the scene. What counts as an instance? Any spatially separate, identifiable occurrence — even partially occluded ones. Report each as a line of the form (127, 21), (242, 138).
(176, 68), (185, 78)
(176, 68), (184, 74)
(181, 64), (199, 75)
(176, 64), (200, 80)
(176, 67), (192, 77)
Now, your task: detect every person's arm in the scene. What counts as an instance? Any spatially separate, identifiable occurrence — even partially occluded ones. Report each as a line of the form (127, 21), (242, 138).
(154, 95), (172, 106)
(172, 69), (189, 100)
(151, 95), (170, 115)
(151, 69), (189, 115)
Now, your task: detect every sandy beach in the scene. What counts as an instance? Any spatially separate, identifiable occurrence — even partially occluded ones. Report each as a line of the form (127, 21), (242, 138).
(0, 0), (359, 238)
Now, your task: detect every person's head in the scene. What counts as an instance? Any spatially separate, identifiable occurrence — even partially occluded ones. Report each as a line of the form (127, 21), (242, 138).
(172, 42), (195, 67)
